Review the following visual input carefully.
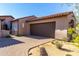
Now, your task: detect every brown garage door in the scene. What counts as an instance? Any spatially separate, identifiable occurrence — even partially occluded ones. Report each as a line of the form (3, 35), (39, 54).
(30, 22), (56, 38)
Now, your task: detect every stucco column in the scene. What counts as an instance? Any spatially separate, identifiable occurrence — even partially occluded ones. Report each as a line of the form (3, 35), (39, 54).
(0, 20), (2, 30)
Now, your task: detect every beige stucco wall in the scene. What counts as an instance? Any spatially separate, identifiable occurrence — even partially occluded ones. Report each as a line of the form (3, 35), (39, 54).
(18, 19), (26, 35)
(18, 20), (24, 35)
(18, 16), (37, 36)
(11, 21), (18, 35)
(11, 18), (28, 36)
(25, 14), (75, 39)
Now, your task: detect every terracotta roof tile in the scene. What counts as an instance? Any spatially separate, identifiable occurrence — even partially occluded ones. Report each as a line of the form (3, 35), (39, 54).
(26, 11), (74, 22)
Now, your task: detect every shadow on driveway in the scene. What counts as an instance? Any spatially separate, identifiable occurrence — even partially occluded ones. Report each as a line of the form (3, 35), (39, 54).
(60, 48), (73, 52)
(0, 38), (24, 48)
(25, 35), (50, 40)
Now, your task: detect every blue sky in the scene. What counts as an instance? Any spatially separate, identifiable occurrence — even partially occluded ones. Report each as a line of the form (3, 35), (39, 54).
(0, 3), (73, 18)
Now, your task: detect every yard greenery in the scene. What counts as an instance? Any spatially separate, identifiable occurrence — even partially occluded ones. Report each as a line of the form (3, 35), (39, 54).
(69, 23), (79, 47)
(53, 40), (63, 49)
(67, 27), (75, 35)
(76, 23), (79, 31)
(67, 27), (75, 42)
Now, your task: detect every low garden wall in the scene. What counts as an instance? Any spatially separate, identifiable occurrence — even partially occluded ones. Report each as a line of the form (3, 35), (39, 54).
(0, 30), (10, 37)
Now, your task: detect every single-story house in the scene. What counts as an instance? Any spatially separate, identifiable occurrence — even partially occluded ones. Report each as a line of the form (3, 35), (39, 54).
(11, 11), (76, 39)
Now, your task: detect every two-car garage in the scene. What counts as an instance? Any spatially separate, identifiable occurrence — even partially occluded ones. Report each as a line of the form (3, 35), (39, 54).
(24, 12), (75, 39)
(30, 22), (56, 38)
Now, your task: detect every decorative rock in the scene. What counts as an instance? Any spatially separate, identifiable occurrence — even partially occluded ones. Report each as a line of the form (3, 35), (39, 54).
(40, 47), (48, 56)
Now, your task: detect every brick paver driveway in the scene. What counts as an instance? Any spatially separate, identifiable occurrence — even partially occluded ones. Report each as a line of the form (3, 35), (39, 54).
(0, 35), (53, 56)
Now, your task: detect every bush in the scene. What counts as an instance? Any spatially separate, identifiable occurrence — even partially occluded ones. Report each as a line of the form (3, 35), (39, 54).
(72, 33), (78, 39)
(65, 54), (72, 56)
(51, 40), (57, 44)
(54, 41), (63, 49)
(72, 35), (79, 43)
(71, 33), (79, 48)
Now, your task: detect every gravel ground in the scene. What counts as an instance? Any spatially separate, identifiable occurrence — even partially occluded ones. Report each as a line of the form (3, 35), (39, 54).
(29, 41), (79, 56)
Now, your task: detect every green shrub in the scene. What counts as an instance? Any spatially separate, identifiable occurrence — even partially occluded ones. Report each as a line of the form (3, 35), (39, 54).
(71, 33), (79, 48)
(72, 33), (78, 39)
(72, 35), (79, 43)
(65, 54), (72, 56)
(51, 40), (58, 44)
(67, 27), (75, 35)
(54, 41), (63, 49)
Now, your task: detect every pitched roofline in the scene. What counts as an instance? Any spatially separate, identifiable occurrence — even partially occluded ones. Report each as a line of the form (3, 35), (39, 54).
(11, 15), (37, 22)
(38, 11), (73, 19)
(11, 19), (19, 22)
(0, 15), (15, 19)
(15, 15), (37, 20)
(26, 11), (74, 22)
(11, 11), (75, 22)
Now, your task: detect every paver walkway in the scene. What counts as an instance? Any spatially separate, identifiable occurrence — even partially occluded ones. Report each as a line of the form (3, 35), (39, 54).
(0, 35), (52, 56)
